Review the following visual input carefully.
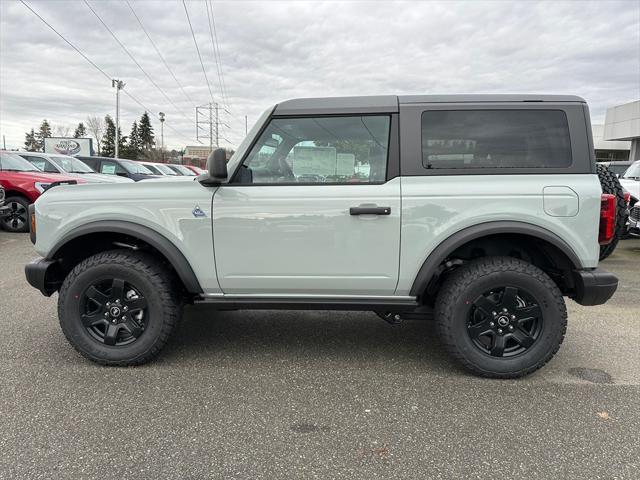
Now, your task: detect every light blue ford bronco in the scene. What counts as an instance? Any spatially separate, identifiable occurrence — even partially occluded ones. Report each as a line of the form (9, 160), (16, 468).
(25, 95), (619, 377)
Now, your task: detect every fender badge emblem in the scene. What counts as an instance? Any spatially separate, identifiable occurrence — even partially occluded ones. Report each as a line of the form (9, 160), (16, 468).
(192, 205), (206, 218)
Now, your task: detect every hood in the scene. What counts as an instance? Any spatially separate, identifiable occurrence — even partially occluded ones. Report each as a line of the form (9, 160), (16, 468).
(67, 172), (134, 183)
(0, 170), (83, 184)
(620, 178), (640, 201)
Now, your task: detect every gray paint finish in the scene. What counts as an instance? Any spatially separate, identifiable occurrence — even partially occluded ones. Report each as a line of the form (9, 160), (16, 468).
(274, 96), (398, 116)
(399, 94), (586, 104)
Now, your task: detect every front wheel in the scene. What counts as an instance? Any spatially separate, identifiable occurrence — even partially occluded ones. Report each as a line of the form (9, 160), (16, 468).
(58, 250), (181, 366)
(435, 257), (567, 378)
(1, 196), (30, 232)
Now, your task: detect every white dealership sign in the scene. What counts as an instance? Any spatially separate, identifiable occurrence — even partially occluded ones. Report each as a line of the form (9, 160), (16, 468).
(44, 137), (93, 157)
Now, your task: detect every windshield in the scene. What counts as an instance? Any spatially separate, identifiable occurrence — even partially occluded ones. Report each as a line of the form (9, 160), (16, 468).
(119, 160), (154, 174)
(622, 162), (640, 179)
(171, 164), (196, 176)
(0, 151), (41, 172)
(49, 154), (95, 173)
(153, 163), (178, 175)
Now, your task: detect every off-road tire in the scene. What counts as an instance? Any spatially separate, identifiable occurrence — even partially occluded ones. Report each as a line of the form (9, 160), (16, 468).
(58, 249), (181, 366)
(1, 196), (30, 233)
(597, 163), (627, 260)
(435, 256), (567, 378)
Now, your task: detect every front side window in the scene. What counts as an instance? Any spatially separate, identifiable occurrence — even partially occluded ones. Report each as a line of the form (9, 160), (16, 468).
(235, 115), (391, 184)
(421, 110), (572, 170)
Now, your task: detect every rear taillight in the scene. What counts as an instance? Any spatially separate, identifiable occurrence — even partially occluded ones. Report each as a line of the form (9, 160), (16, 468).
(598, 194), (616, 245)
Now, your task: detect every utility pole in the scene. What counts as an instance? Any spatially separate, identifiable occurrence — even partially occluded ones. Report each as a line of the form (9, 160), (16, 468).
(209, 102), (213, 151)
(196, 102), (221, 152)
(112, 79), (125, 158)
(245, 115), (248, 136)
(159, 112), (165, 161)
(214, 102), (219, 148)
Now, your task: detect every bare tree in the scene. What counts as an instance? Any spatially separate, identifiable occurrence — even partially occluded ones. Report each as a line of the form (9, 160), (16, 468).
(54, 125), (71, 137)
(86, 115), (105, 155)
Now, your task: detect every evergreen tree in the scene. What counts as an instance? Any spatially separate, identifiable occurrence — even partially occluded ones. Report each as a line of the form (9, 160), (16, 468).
(73, 122), (87, 138)
(101, 115), (125, 157)
(138, 112), (155, 151)
(35, 119), (52, 151)
(24, 129), (38, 151)
(128, 121), (141, 157)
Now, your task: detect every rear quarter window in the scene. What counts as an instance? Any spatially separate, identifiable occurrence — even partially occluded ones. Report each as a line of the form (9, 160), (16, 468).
(421, 110), (572, 170)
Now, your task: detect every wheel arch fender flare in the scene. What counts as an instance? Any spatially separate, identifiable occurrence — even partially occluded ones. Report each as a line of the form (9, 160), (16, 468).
(409, 221), (583, 297)
(49, 220), (203, 294)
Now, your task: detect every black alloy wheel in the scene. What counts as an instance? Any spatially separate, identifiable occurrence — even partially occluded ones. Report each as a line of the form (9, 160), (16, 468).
(467, 287), (543, 358)
(80, 278), (148, 346)
(2, 197), (29, 232)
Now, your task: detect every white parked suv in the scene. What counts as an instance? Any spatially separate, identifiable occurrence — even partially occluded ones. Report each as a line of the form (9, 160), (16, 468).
(25, 95), (619, 378)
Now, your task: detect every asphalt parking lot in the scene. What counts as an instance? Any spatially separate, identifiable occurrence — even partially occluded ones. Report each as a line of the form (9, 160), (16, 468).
(0, 231), (638, 479)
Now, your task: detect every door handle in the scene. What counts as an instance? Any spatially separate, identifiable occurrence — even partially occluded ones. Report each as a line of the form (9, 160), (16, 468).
(349, 206), (391, 215)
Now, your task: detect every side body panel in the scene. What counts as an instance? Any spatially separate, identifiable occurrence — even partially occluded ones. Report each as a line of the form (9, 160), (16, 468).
(396, 174), (602, 295)
(33, 180), (222, 294)
(212, 179), (402, 295)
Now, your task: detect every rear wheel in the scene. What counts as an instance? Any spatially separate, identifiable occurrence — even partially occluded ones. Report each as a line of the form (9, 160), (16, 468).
(597, 164), (627, 260)
(58, 250), (181, 366)
(435, 256), (567, 378)
(1, 196), (30, 233)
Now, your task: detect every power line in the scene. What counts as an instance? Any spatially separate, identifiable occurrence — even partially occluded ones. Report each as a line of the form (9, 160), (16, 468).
(19, 0), (195, 145)
(125, 0), (196, 109)
(204, 0), (228, 110)
(84, 0), (193, 124)
(208, 1), (231, 111)
(183, 0), (215, 104)
(19, 0), (111, 82)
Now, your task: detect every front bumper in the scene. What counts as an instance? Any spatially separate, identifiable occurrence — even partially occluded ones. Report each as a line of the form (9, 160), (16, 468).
(571, 268), (618, 306)
(25, 257), (61, 296)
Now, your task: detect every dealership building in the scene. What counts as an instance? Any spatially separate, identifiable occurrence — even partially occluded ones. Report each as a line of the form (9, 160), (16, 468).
(182, 145), (213, 168)
(594, 99), (640, 162)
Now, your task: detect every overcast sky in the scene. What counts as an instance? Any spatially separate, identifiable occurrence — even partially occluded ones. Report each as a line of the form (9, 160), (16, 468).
(1, 0), (639, 151)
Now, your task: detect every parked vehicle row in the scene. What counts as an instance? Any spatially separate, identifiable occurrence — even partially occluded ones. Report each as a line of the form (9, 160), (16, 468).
(18, 152), (133, 184)
(0, 151), (82, 232)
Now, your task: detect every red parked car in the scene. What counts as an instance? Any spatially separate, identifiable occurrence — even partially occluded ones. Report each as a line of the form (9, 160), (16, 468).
(0, 151), (83, 232)
(183, 164), (206, 175)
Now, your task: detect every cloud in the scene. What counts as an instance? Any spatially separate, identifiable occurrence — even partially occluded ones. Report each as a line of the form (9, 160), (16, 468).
(1, 0), (638, 150)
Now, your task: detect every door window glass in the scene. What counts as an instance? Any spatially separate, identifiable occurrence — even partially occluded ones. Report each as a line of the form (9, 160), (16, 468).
(236, 115), (391, 184)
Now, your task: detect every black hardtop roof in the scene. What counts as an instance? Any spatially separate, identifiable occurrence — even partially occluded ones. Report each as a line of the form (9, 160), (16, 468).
(274, 94), (586, 115)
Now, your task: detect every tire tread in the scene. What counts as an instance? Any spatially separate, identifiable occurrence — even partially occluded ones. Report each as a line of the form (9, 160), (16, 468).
(435, 256), (567, 379)
(58, 249), (179, 366)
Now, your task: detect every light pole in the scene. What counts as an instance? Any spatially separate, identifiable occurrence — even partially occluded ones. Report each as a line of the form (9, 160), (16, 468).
(112, 79), (125, 158)
(159, 111), (165, 161)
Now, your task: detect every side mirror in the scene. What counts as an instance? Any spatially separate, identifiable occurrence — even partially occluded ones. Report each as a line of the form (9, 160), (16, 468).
(208, 148), (227, 179)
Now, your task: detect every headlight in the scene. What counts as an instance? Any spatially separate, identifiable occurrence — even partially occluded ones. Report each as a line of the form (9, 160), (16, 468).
(34, 182), (51, 193)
